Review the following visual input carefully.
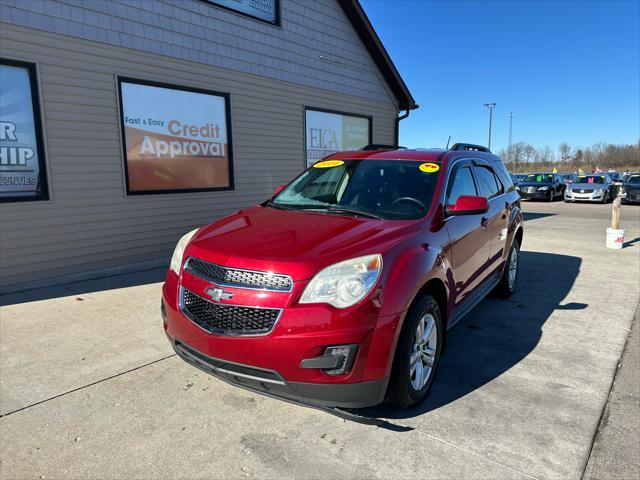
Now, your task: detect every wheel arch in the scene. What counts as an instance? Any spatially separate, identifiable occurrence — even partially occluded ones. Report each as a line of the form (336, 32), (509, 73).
(404, 277), (450, 354)
(514, 225), (524, 248)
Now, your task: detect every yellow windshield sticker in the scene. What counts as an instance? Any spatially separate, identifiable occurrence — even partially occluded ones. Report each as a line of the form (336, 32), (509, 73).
(419, 162), (440, 173)
(313, 160), (344, 168)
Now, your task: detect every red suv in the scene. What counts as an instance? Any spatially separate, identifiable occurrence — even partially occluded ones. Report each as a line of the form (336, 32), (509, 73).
(162, 144), (523, 410)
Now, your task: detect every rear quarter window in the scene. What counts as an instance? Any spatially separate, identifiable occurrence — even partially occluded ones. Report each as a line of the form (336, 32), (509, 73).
(490, 159), (515, 191)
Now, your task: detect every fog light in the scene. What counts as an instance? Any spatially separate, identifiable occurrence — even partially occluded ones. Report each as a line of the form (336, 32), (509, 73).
(323, 344), (358, 375)
(300, 344), (358, 375)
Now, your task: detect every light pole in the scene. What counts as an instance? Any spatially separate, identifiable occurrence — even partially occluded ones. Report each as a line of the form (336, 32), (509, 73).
(484, 102), (496, 150)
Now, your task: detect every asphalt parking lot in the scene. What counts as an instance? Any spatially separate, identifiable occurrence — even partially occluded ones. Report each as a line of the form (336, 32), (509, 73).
(1, 200), (639, 480)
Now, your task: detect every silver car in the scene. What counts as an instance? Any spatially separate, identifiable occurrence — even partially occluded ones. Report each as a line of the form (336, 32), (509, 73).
(564, 174), (613, 203)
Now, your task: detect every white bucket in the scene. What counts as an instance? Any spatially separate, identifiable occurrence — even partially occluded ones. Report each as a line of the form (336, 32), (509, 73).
(606, 227), (625, 249)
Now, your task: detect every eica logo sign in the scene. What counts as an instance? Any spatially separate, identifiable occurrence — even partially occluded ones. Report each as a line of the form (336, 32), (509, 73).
(308, 127), (338, 150)
(0, 121), (35, 166)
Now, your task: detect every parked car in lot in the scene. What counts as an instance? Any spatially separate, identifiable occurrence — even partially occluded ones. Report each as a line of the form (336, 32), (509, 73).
(516, 173), (565, 201)
(161, 144), (523, 410)
(512, 173), (527, 184)
(608, 172), (624, 196)
(562, 173), (578, 185)
(564, 174), (614, 203)
(620, 172), (640, 204)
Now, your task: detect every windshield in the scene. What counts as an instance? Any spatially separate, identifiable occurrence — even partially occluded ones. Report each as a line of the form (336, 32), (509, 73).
(524, 174), (553, 183)
(625, 174), (640, 184)
(269, 159), (440, 220)
(575, 175), (606, 184)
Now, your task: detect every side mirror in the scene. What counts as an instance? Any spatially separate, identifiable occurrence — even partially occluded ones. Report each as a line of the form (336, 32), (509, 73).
(273, 184), (286, 196)
(445, 195), (489, 216)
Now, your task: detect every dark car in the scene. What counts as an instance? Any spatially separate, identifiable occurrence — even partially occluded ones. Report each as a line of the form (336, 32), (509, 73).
(608, 172), (624, 196)
(514, 173), (527, 183)
(516, 173), (565, 201)
(621, 173), (640, 204)
(162, 143), (523, 410)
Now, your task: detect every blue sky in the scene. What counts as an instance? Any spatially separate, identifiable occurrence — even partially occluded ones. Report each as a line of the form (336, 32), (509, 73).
(361, 0), (640, 154)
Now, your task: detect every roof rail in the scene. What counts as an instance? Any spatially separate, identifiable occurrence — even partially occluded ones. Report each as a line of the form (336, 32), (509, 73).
(361, 144), (406, 151)
(450, 143), (491, 153)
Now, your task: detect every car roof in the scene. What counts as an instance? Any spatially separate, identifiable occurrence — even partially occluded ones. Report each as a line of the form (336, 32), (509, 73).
(325, 148), (502, 165)
(326, 148), (445, 162)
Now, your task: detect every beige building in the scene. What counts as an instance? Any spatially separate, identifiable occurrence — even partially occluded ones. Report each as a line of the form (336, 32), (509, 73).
(0, 0), (416, 293)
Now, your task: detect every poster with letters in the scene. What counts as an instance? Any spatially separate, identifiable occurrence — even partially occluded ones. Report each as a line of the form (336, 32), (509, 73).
(305, 109), (371, 167)
(118, 79), (233, 194)
(0, 60), (48, 202)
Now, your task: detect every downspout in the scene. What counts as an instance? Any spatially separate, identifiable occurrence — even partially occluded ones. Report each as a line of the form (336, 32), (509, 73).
(394, 107), (415, 146)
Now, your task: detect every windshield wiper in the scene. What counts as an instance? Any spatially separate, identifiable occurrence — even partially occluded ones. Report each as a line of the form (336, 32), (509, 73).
(265, 201), (298, 211)
(324, 207), (384, 219)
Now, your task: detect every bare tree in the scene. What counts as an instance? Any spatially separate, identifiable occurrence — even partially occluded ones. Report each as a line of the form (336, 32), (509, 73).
(558, 142), (572, 163)
(524, 144), (536, 163)
(536, 146), (554, 163)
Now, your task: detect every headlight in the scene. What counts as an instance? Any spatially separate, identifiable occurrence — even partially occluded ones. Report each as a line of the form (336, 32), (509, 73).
(537, 186), (549, 191)
(300, 254), (382, 308)
(169, 228), (198, 274)
(515, 185), (520, 190)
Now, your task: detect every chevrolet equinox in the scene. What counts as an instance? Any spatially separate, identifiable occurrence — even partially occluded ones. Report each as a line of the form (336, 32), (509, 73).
(162, 143), (523, 409)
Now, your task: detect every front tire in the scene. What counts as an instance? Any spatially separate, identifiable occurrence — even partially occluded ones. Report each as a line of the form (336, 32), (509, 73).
(494, 239), (520, 298)
(389, 295), (443, 409)
(548, 190), (554, 202)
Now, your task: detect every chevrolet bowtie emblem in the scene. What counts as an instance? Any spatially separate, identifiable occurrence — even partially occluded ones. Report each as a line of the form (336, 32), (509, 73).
(205, 287), (234, 302)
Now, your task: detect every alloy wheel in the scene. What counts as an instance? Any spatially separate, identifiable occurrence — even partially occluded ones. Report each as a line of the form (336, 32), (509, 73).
(409, 313), (437, 390)
(508, 247), (518, 291)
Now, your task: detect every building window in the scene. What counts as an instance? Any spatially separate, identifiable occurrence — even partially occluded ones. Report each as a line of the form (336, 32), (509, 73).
(0, 58), (48, 203)
(199, 0), (280, 26)
(117, 78), (234, 195)
(305, 108), (372, 167)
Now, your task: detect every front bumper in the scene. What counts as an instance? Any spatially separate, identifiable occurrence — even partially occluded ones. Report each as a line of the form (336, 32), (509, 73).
(565, 189), (605, 202)
(620, 189), (640, 203)
(517, 189), (549, 199)
(162, 270), (400, 408)
(167, 334), (388, 408)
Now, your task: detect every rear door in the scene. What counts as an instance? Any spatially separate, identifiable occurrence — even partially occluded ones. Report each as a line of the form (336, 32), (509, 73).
(471, 160), (509, 275)
(444, 160), (492, 306)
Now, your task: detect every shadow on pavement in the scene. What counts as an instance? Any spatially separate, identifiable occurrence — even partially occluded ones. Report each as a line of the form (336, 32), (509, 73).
(523, 212), (556, 221)
(0, 267), (166, 307)
(623, 237), (639, 249)
(356, 251), (584, 423)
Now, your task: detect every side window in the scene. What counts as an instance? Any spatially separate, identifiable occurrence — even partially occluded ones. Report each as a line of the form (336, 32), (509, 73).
(474, 165), (502, 198)
(446, 164), (477, 205)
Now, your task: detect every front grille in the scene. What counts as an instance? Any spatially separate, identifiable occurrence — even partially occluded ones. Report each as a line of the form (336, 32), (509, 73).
(182, 288), (281, 335)
(186, 258), (293, 292)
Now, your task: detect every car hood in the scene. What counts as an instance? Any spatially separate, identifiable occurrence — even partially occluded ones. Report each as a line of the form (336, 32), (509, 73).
(517, 182), (552, 188)
(185, 205), (417, 281)
(569, 184), (603, 191)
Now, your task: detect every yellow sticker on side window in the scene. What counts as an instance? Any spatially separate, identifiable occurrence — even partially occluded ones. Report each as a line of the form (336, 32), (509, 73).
(313, 160), (344, 168)
(419, 162), (440, 173)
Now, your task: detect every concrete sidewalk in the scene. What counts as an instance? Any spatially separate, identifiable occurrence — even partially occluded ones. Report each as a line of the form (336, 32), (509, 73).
(1, 201), (639, 479)
(584, 305), (640, 480)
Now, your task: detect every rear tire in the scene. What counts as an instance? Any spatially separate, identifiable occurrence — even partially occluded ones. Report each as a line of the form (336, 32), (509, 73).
(548, 190), (554, 202)
(494, 239), (520, 298)
(389, 295), (443, 409)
